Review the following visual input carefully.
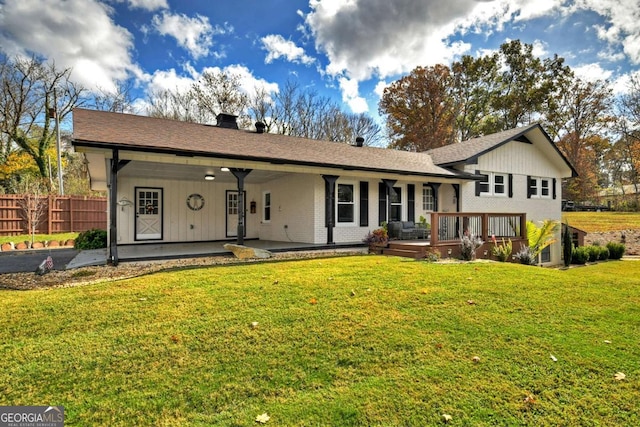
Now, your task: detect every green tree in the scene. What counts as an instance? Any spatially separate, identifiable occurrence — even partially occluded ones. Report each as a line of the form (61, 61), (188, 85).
(379, 64), (456, 151)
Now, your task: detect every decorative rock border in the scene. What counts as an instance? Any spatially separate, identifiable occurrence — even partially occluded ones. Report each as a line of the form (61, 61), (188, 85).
(0, 240), (75, 252)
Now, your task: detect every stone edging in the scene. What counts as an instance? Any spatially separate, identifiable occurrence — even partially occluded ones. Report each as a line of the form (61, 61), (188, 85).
(0, 239), (75, 252)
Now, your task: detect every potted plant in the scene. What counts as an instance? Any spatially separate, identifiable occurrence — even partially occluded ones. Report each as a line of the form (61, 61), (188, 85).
(363, 228), (389, 253)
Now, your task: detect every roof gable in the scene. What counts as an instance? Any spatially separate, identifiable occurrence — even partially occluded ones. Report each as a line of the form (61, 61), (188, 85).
(427, 123), (578, 177)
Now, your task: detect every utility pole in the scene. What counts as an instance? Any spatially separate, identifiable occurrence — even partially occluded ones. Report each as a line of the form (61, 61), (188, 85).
(50, 88), (64, 195)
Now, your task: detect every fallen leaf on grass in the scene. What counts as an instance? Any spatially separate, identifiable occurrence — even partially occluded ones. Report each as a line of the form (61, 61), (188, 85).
(255, 413), (270, 424)
(170, 335), (180, 343)
(472, 356), (480, 363)
(467, 299), (476, 305)
(550, 354), (558, 362)
(604, 340), (612, 344)
(309, 298), (317, 305)
(250, 321), (259, 329)
(614, 372), (626, 381)
(442, 413), (452, 423)
(523, 394), (536, 405)
(350, 289), (356, 296)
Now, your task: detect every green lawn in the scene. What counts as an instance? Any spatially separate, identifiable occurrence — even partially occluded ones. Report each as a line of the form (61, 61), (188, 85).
(563, 212), (640, 233)
(1, 256), (639, 426)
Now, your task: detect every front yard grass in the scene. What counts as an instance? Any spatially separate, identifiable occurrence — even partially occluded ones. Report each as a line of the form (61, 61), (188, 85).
(563, 211), (640, 232)
(1, 256), (639, 426)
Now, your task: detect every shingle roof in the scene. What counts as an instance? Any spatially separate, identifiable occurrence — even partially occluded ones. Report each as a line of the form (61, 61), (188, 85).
(72, 108), (464, 179)
(427, 124), (540, 166)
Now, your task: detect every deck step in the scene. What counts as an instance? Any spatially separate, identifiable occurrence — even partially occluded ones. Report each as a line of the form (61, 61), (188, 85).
(382, 247), (424, 259)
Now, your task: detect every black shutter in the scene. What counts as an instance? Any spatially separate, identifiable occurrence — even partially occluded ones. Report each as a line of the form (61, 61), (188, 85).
(527, 176), (532, 199)
(508, 174), (513, 198)
(407, 184), (415, 222)
(475, 170), (481, 196)
(552, 178), (557, 199)
(378, 182), (387, 225)
(360, 181), (369, 226)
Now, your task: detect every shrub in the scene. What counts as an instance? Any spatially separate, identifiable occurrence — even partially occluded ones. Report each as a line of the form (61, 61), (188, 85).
(490, 235), (512, 262)
(586, 245), (600, 262)
(514, 245), (536, 265)
(571, 246), (589, 265)
(74, 229), (107, 250)
(606, 242), (626, 260)
(460, 233), (483, 261)
(598, 246), (610, 261)
(563, 223), (572, 267)
(423, 247), (441, 263)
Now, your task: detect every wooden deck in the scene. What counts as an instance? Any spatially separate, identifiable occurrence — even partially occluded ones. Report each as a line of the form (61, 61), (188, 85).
(380, 212), (529, 260)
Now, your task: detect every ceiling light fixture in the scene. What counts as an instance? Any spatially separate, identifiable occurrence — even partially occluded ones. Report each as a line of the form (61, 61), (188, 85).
(220, 167), (230, 172)
(204, 174), (215, 181)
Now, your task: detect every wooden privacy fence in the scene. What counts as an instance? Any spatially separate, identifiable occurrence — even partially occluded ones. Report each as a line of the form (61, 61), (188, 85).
(0, 194), (107, 236)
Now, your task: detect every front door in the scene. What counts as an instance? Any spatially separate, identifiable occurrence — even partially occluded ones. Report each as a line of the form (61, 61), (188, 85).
(135, 187), (162, 240)
(226, 190), (246, 237)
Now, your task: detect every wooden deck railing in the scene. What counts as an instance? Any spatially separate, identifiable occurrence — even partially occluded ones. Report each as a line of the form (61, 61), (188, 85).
(428, 212), (527, 246)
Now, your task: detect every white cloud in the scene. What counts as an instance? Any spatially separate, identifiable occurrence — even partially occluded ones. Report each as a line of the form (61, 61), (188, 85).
(573, 63), (613, 82)
(0, 0), (139, 92)
(151, 11), (226, 59)
(126, 0), (168, 11)
(261, 34), (314, 65)
(338, 77), (368, 113)
(575, 0), (640, 64)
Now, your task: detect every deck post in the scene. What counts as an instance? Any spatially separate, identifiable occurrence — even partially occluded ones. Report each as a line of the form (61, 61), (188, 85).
(430, 212), (439, 246)
(520, 213), (527, 239)
(481, 213), (489, 242)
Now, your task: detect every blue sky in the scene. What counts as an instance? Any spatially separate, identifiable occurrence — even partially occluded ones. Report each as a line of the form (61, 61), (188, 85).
(0, 0), (638, 121)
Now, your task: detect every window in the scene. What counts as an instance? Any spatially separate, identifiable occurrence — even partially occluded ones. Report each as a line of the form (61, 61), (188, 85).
(494, 174), (506, 195)
(390, 187), (402, 221)
(479, 174), (490, 194)
(529, 177), (552, 199)
(263, 192), (271, 222)
(337, 184), (354, 223)
(423, 187), (434, 211)
(479, 172), (508, 197)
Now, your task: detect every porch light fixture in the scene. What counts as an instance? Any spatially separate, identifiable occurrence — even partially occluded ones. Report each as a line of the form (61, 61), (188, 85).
(220, 167), (230, 172)
(204, 174), (215, 181)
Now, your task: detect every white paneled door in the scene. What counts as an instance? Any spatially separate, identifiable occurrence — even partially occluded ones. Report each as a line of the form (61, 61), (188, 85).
(135, 187), (162, 240)
(226, 190), (246, 237)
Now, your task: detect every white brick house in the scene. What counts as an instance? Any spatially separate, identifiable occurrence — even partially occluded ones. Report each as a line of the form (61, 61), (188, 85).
(72, 109), (575, 265)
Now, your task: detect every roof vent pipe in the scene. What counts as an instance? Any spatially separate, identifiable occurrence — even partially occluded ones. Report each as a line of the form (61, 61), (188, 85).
(216, 113), (239, 129)
(355, 136), (365, 147)
(255, 121), (266, 134)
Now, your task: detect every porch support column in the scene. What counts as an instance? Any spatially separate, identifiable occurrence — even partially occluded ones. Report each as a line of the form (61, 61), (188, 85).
(430, 183), (441, 212)
(322, 175), (339, 245)
(381, 179), (397, 222)
(452, 184), (460, 211)
(109, 149), (119, 266)
(231, 168), (252, 245)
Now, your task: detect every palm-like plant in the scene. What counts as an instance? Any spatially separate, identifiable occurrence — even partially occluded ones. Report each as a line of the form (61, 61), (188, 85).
(526, 219), (560, 258)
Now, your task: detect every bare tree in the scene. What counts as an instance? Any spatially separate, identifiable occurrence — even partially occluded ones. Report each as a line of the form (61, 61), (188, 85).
(15, 176), (48, 245)
(0, 55), (85, 185)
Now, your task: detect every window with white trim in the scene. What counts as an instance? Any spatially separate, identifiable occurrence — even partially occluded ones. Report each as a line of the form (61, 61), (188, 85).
(422, 187), (434, 211)
(529, 177), (552, 199)
(337, 183), (355, 223)
(263, 192), (271, 222)
(390, 187), (402, 221)
(479, 172), (508, 197)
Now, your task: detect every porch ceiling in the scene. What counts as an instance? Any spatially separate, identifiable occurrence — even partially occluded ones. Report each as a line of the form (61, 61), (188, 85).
(118, 160), (291, 184)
